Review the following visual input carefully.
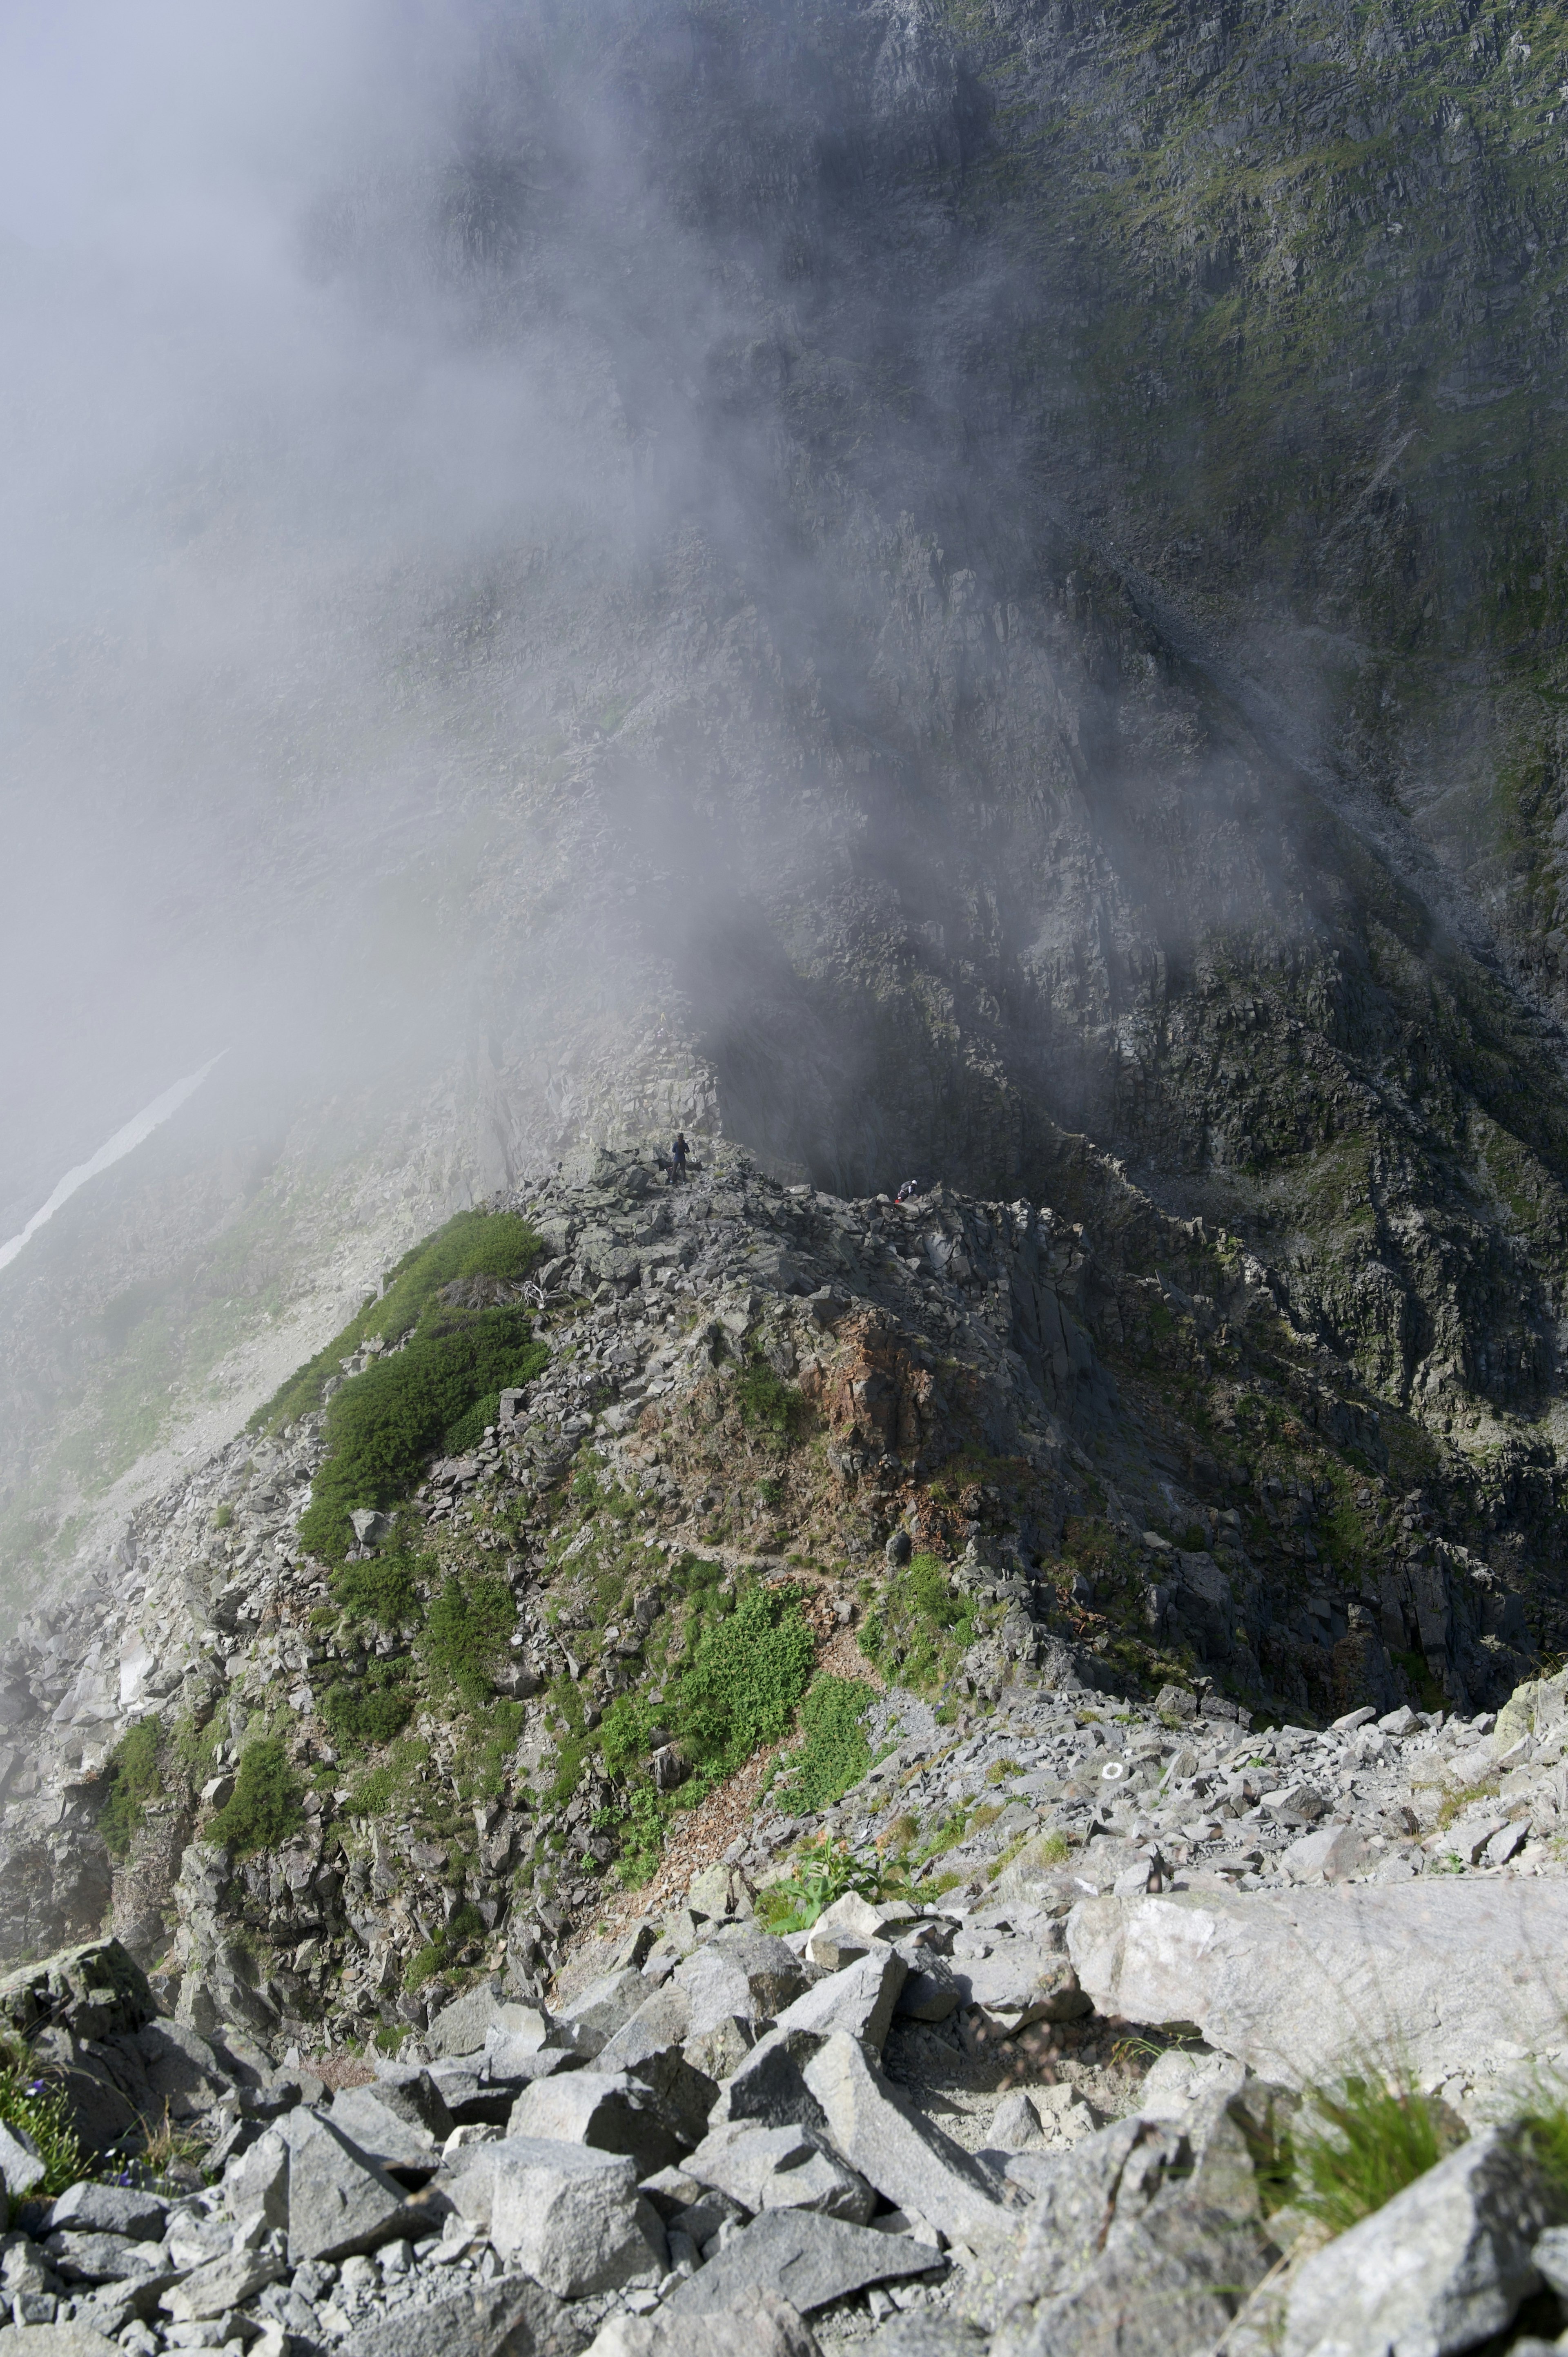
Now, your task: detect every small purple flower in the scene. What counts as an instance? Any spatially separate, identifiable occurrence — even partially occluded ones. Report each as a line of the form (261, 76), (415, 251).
(26, 2079), (45, 2096)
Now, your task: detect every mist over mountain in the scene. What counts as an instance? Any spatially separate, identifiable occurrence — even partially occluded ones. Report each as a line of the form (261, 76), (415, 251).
(3, 0), (1568, 1620)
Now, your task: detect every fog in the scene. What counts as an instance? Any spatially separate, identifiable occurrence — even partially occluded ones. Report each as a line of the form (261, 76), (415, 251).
(0, 0), (1344, 1607)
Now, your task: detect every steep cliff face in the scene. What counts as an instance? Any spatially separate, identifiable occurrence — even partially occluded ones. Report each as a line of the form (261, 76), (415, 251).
(5, 0), (1568, 1610)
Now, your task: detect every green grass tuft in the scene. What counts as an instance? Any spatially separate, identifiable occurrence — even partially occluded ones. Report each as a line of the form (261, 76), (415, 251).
(322, 1660), (414, 1748)
(858, 1552), (976, 1690)
(330, 1553), (425, 1629)
(1292, 2074), (1463, 2237)
(0, 2028), (87, 2205)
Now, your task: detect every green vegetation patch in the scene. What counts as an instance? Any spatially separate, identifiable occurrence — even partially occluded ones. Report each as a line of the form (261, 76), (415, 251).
(776, 1676), (875, 1814)
(344, 1737), (429, 1818)
(256, 1209), (544, 1434)
(1292, 2075), (1465, 2237)
(858, 1552), (976, 1689)
(423, 1573), (517, 1708)
(208, 1737), (305, 1857)
(322, 1659), (415, 1748)
(757, 1835), (900, 1933)
(98, 1717), (163, 1859)
(0, 2028), (86, 2206)
(298, 1310), (549, 1560)
(330, 1552), (425, 1630)
(735, 1356), (808, 1441)
(678, 1581), (816, 1771)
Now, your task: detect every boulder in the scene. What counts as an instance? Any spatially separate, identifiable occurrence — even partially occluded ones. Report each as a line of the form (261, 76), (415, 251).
(0, 2122), (46, 2199)
(894, 1965), (960, 2024)
(773, 1951), (908, 2053)
(555, 1972), (652, 2058)
(0, 2324), (124, 2357)
(281, 2105), (415, 2266)
(129, 2019), (231, 2118)
(675, 1935), (812, 2036)
(859, 2319), (988, 2357)
(159, 2252), (286, 2323)
(369, 2065), (458, 2138)
(488, 2136), (668, 2299)
(991, 2101), (1276, 2357)
(801, 2034), (1013, 2256)
(666, 2207), (940, 2317)
(0, 1940), (155, 2043)
(1279, 1824), (1366, 1884)
(223, 2127), (289, 2232)
(685, 2121), (876, 2223)
(1282, 2129), (1558, 2357)
(44, 2185), (165, 2242)
(426, 1982), (549, 2061)
(336, 2279), (582, 2357)
(42, 2234), (164, 2286)
(953, 1945), (1089, 2033)
(330, 2084), (443, 2170)
(708, 2026), (830, 2133)
(585, 2285), (820, 2357)
(595, 1985), (693, 2074)
(682, 2017), (755, 2082)
(507, 2070), (688, 2176)
(1066, 1882), (1568, 2086)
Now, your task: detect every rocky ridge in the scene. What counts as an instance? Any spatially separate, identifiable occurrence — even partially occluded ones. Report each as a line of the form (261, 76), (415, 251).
(5, 1153), (1568, 2350)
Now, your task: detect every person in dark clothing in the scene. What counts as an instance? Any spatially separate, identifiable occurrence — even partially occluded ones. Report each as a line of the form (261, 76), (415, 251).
(670, 1131), (689, 1181)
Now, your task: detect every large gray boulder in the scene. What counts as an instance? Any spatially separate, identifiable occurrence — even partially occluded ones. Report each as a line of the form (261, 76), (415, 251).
(507, 2068), (688, 2176)
(488, 2136), (668, 2298)
(595, 1984), (693, 2075)
(556, 1972), (652, 2058)
(330, 2083), (444, 2170)
(44, 2185), (165, 2241)
(1282, 2128), (1560, 2357)
(773, 1951), (908, 2053)
(1067, 1882), (1568, 2086)
(666, 2207), (941, 2317)
(990, 2100), (1276, 2357)
(675, 1934), (813, 2036)
(281, 2106), (415, 2266)
(0, 2121), (46, 2199)
(801, 2033), (1013, 2257)
(685, 2120), (877, 2223)
(708, 2027), (830, 2133)
(425, 1981), (550, 2061)
(159, 2252), (285, 2324)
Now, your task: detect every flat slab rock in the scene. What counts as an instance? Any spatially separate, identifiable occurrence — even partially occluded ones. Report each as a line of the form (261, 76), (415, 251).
(666, 2206), (941, 2317)
(1067, 1881), (1568, 2085)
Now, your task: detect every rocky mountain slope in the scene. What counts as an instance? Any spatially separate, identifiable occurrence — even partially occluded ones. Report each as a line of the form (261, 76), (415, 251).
(9, 0), (1568, 1622)
(4, 1151), (1568, 2354)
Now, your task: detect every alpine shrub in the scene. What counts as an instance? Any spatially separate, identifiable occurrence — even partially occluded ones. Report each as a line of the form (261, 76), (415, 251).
(423, 1574), (517, 1707)
(208, 1738), (305, 1856)
(98, 1717), (163, 1858)
(322, 1660), (414, 1748)
(298, 1311), (548, 1559)
(255, 1209), (543, 1433)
